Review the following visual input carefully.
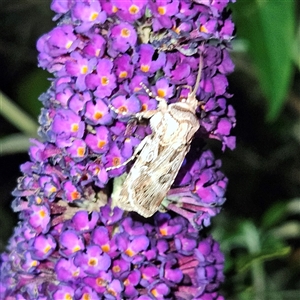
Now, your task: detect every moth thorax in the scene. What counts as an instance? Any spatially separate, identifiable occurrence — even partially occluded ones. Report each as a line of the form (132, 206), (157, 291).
(186, 95), (198, 109)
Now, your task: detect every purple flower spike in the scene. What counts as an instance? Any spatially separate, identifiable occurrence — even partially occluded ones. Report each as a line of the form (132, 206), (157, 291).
(1, 0), (237, 298)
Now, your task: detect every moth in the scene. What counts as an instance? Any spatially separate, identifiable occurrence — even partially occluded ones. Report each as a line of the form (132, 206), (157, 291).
(108, 54), (204, 218)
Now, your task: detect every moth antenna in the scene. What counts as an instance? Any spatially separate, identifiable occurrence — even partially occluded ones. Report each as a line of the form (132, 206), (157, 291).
(140, 82), (156, 98)
(140, 82), (165, 103)
(108, 103), (130, 116)
(191, 52), (203, 97)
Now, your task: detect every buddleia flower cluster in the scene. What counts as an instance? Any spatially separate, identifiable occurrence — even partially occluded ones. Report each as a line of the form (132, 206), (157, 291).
(0, 0), (236, 299)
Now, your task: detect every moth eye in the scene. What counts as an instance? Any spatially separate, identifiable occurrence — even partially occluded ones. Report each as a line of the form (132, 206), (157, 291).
(159, 174), (171, 184)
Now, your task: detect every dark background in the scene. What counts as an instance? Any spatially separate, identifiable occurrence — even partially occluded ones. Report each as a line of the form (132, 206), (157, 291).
(0, 1), (299, 299)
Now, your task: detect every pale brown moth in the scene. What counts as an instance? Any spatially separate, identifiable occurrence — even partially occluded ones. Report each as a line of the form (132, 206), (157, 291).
(107, 53), (204, 218)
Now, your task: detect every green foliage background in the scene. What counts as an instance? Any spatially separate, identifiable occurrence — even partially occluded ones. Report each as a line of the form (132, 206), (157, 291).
(0, 1), (299, 299)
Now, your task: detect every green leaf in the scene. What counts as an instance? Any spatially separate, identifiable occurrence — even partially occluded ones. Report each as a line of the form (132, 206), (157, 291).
(0, 133), (35, 156)
(232, 0), (296, 121)
(236, 246), (291, 274)
(271, 221), (300, 240)
(261, 201), (288, 229)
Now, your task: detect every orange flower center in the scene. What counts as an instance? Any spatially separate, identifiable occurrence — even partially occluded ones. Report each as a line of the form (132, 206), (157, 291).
(94, 111), (103, 120)
(97, 141), (106, 149)
(88, 258), (97, 266)
(39, 209), (46, 218)
(129, 4), (139, 14)
(119, 71), (128, 78)
(200, 25), (208, 33)
(159, 228), (168, 236)
(77, 147), (85, 157)
(121, 28), (130, 37)
(71, 191), (80, 200)
(157, 89), (166, 98)
(71, 123), (79, 132)
(107, 289), (117, 296)
(112, 265), (121, 273)
(66, 41), (73, 49)
(43, 245), (51, 254)
(90, 12), (99, 21)
(118, 106), (128, 114)
(141, 104), (148, 111)
(36, 197), (42, 204)
(157, 6), (166, 15)
(151, 289), (159, 297)
(96, 278), (106, 287)
(72, 245), (81, 253)
(101, 76), (109, 85)
(101, 244), (110, 252)
(81, 65), (88, 74)
(82, 293), (91, 300)
(125, 248), (134, 257)
(64, 293), (73, 300)
(141, 64), (150, 72)
(112, 157), (121, 166)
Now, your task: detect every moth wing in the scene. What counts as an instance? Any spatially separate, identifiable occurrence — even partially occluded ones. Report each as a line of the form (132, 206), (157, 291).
(117, 136), (160, 212)
(129, 145), (189, 218)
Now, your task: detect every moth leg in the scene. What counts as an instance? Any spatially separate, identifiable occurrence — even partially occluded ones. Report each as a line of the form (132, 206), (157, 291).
(106, 135), (151, 171)
(135, 109), (159, 120)
(177, 85), (192, 93)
